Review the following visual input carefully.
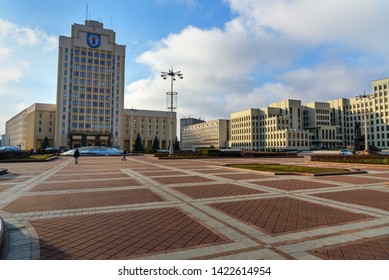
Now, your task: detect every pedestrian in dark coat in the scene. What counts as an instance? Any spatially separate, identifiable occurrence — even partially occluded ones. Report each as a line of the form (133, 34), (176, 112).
(121, 149), (127, 161)
(74, 148), (80, 164)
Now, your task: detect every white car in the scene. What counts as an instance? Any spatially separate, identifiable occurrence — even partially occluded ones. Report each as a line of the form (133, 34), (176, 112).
(339, 149), (353, 155)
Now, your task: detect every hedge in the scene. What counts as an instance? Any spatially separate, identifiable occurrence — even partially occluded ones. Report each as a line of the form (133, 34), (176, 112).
(310, 155), (389, 165)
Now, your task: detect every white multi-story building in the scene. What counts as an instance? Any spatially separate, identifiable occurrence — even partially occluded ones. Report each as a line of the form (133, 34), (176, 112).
(180, 117), (205, 143)
(182, 119), (229, 150)
(55, 20), (126, 149)
(230, 109), (261, 151)
(229, 86), (389, 151)
(303, 101), (342, 149)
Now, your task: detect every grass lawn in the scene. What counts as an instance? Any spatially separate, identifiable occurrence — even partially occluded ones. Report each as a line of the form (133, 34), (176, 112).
(226, 164), (349, 174)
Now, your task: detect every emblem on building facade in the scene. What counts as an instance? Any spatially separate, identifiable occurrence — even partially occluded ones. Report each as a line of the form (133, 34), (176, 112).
(87, 33), (101, 48)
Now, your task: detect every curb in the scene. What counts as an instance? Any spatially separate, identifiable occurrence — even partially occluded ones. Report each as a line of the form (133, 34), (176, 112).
(274, 170), (368, 176)
(0, 217), (4, 252)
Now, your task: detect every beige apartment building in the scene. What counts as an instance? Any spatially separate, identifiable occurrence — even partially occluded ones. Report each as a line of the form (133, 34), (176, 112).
(230, 109), (261, 150)
(181, 119), (229, 150)
(5, 103), (56, 150)
(123, 109), (176, 151)
(55, 20), (125, 149)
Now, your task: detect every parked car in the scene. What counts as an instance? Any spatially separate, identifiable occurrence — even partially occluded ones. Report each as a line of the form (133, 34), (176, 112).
(339, 149), (353, 155)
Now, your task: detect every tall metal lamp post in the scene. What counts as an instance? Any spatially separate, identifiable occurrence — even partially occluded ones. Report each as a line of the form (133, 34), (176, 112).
(356, 91), (373, 154)
(128, 107), (136, 153)
(161, 67), (183, 156)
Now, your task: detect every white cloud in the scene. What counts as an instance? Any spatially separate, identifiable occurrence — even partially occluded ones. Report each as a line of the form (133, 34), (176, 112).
(126, 0), (389, 128)
(0, 46), (11, 58)
(228, 0), (389, 57)
(0, 19), (57, 134)
(0, 67), (23, 85)
(0, 19), (58, 52)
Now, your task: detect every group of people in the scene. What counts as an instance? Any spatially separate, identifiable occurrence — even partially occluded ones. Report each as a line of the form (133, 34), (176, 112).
(72, 148), (128, 164)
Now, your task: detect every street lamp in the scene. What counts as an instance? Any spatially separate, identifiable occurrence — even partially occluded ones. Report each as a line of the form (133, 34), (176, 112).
(356, 91), (373, 154)
(161, 67), (183, 156)
(128, 107), (136, 153)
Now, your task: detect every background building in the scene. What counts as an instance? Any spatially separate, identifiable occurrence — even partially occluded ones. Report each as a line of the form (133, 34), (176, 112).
(230, 109), (261, 151)
(180, 117), (205, 143)
(5, 103), (56, 150)
(182, 119), (229, 150)
(55, 20), (126, 150)
(262, 100), (310, 151)
(123, 109), (175, 151)
(303, 101), (342, 149)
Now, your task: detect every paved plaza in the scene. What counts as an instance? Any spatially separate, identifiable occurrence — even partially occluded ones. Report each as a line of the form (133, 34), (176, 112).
(0, 155), (389, 260)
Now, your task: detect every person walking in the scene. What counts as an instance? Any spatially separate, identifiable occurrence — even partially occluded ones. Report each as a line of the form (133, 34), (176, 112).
(121, 149), (127, 161)
(74, 148), (80, 164)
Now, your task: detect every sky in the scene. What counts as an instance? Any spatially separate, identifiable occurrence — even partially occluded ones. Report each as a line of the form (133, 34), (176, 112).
(1, 0), (389, 136)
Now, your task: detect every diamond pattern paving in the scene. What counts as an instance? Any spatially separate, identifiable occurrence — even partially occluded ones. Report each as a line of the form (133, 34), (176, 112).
(314, 175), (387, 184)
(31, 178), (140, 192)
(46, 172), (128, 181)
(252, 179), (336, 191)
(312, 236), (389, 259)
(32, 207), (228, 259)
(152, 175), (214, 184)
(313, 189), (389, 211)
(4, 189), (164, 212)
(213, 173), (273, 180)
(173, 183), (265, 199)
(211, 197), (371, 235)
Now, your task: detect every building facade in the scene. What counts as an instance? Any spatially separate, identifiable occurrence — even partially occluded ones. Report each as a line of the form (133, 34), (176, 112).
(228, 81), (389, 152)
(123, 109), (176, 151)
(230, 109), (261, 151)
(303, 101), (342, 149)
(5, 103), (56, 150)
(55, 20), (126, 149)
(180, 117), (205, 143)
(182, 119), (229, 150)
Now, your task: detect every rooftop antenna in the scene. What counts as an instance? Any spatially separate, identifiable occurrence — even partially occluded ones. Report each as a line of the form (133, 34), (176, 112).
(86, 4), (88, 20)
(111, 17), (113, 29)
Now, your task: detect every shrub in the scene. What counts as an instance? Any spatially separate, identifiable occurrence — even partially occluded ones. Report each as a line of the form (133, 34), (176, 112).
(310, 155), (389, 165)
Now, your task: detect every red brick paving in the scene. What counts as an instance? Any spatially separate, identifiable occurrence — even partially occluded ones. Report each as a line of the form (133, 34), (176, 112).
(0, 185), (11, 192)
(189, 168), (232, 174)
(313, 189), (389, 211)
(314, 175), (387, 184)
(4, 189), (164, 212)
(138, 171), (187, 177)
(0, 176), (33, 183)
(367, 173), (389, 178)
(173, 183), (265, 199)
(152, 175), (215, 184)
(3, 156), (389, 260)
(31, 178), (140, 192)
(213, 173), (273, 180)
(32, 207), (228, 259)
(211, 197), (372, 235)
(312, 235), (389, 259)
(46, 173), (128, 181)
(252, 179), (336, 191)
